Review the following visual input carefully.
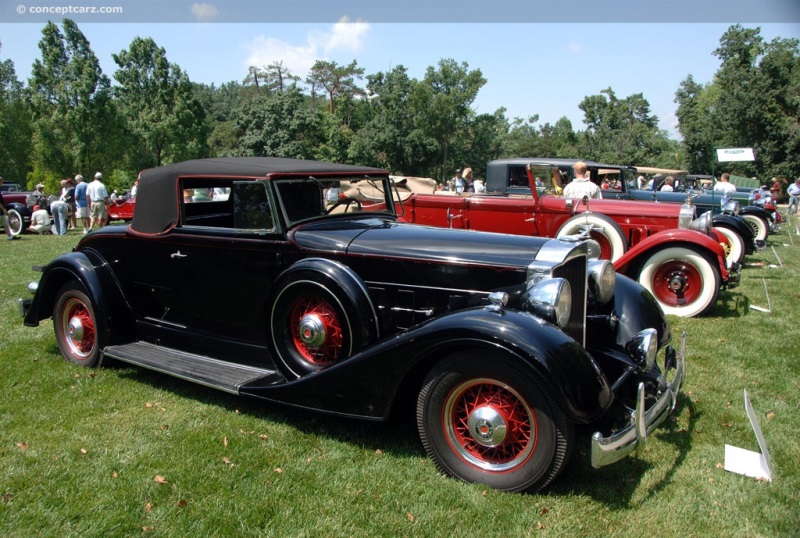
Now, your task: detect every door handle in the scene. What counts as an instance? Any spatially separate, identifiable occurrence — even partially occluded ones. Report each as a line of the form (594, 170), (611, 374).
(170, 251), (187, 259)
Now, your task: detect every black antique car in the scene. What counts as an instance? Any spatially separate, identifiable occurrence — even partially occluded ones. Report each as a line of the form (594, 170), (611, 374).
(19, 157), (685, 493)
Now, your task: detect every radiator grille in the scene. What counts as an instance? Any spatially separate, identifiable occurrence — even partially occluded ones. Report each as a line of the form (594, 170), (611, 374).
(553, 254), (587, 346)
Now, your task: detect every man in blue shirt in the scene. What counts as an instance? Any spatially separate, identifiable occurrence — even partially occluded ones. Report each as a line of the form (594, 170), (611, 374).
(73, 174), (90, 234)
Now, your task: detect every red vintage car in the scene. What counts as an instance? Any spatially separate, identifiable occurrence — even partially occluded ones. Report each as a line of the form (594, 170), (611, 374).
(106, 196), (135, 223)
(391, 159), (739, 318)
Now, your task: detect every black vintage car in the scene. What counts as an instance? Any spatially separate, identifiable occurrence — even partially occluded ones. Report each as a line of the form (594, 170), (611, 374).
(19, 157), (684, 493)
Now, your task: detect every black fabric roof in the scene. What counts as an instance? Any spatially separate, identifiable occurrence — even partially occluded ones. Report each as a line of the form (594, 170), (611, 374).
(131, 158), (389, 235)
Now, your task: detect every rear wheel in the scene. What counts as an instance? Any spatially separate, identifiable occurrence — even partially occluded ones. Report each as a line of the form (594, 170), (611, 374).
(417, 352), (573, 492)
(637, 247), (720, 317)
(6, 208), (23, 236)
(53, 282), (105, 367)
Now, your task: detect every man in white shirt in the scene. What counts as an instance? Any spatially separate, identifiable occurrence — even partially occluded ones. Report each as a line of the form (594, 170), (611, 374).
(563, 161), (601, 199)
(29, 208), (52, 234)
(713, 173), (738, 194)
(86, 172), (109, 231)
(787, 178), (800, 215)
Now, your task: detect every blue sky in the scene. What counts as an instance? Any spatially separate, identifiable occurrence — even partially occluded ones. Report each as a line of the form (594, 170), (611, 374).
(1, 1), (799, 138)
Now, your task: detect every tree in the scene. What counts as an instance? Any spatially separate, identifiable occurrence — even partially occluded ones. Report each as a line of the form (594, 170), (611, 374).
(113, 36), (208, 169)
(414, 59), (486, 180)
(675, 75), (718, 173)
(234, 86), (324, 159)
(578, 88), (672, 166)
(247, 61), (300, 94)
(348, 65), (437, 174)
(0, 41), (33, 184)
(28, 19), (115, 185)
(306, 60), (365, 114)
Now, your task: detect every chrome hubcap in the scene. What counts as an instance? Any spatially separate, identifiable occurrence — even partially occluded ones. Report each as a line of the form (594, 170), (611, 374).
(68, 317), (84, 342)
(467, 406), (508, 448)
(297, 314), (326, 348)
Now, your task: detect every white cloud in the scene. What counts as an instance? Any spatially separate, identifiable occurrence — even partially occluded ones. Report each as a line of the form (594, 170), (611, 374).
(566, 43), (583, 53)
(244, 17), (371, 79)
(191, 3), (220, 21)
(322, 17), (371, 54)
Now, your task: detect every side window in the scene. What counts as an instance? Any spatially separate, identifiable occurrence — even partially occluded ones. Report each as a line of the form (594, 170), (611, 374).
(233, 182), (275, 231)
(181, 179), (234, 228)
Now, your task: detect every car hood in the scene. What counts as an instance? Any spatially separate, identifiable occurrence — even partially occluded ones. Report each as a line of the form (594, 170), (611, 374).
(292, 218), (551, 269)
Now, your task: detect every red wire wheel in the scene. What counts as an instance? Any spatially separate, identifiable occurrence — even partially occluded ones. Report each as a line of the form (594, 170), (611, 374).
(53, 282), (104, 367)
(417, 353), (573, 492)
(289, 295), (344, 366)
(444, 378), (536, 472)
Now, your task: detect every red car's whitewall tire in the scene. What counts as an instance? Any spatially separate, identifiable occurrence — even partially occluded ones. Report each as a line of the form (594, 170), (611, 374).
(637, 247), (720, 318)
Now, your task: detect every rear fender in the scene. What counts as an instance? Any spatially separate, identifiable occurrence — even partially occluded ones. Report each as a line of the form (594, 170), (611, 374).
(613, 229), (729, 282)
(23, 251), (135, 344)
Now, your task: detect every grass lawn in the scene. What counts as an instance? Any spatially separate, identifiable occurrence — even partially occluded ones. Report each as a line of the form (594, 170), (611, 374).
(1, 220), (799, 537)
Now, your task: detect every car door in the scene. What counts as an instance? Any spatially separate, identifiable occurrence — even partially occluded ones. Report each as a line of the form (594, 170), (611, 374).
(148, 180), (290, 346)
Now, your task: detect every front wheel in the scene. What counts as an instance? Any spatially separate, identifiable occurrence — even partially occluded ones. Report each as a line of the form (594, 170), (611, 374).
(742, 214), (768, 242)
(714, 226), (745, 265)
(53, 282), (105, 367)
(417, 352), (573, 492)
(637, 247), (720, 317)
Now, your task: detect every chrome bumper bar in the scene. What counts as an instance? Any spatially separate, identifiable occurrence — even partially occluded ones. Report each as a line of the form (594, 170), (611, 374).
(590, 331), (686, 468)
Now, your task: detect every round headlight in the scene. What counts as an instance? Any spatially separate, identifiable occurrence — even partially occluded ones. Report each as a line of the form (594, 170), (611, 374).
(588, 259), (616, 304)
(722, 200), (740, 216)
(521, 278), (572, 328)
(689, 211), (713, 235)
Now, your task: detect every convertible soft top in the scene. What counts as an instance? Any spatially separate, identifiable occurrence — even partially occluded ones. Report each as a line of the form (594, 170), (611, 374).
(132, 157), (388, 235)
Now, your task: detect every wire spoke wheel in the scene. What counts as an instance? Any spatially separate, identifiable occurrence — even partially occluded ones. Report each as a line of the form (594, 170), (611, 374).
(417, 353), (572, 492)
(53, 282), (104, 367)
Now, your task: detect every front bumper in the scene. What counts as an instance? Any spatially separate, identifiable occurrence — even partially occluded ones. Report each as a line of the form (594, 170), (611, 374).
(590, 331), (686, 468)
(726, 262), (741, 289)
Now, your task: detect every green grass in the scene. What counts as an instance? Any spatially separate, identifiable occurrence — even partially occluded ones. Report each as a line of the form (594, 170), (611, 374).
(1, 222), (799, 537)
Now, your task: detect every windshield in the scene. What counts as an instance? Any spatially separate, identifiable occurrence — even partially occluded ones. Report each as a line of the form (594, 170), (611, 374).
(274, 175), (395, 227)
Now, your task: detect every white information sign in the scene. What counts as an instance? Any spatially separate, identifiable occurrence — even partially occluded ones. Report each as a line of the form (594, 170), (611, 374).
(716, 148), (756, 162)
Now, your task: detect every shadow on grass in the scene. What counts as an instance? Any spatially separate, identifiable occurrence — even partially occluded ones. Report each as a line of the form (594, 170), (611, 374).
(110, 360), (422, 460)
(547, 394), (698, 506)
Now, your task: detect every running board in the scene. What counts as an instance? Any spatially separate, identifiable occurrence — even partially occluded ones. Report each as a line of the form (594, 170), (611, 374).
(103, 341), (285, 394)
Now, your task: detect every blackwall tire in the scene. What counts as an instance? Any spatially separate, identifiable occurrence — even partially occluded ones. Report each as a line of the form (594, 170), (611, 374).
(637, 247), (720, 318)
(417, 352), (573, 493)
(53, 281), (105, 367)
(556, 213), (627, 262)
(270, 269), (375, 379)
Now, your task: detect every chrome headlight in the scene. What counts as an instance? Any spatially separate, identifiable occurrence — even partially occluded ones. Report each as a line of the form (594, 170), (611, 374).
(588, 259), (615, 304)
(625, 328), (658, 370)
(689, 211), (713, 235)
(521, 277), (571, 328)
(678, 202), (696, 229)
(721, 199), (739, 216)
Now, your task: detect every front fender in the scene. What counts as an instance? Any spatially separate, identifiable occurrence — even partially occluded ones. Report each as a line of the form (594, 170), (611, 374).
(613, 229), (729, 283)
(712, 213), (755, 253)
(244, 307), (613, 424)
(740, 205), (775, 223)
